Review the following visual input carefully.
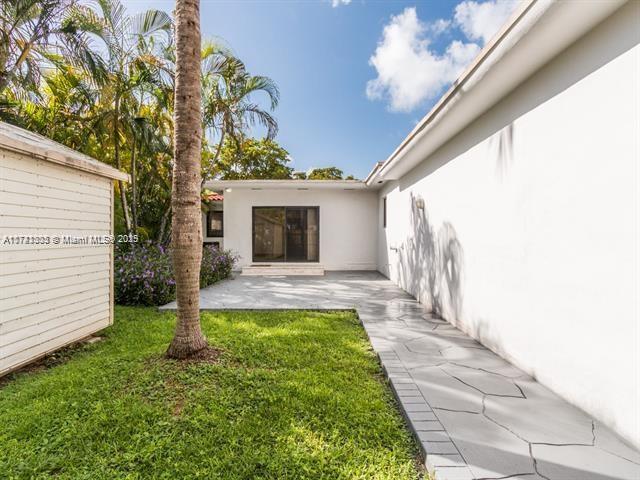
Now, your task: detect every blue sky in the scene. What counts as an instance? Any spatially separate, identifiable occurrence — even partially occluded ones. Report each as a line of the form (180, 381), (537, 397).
(123, 0), (519, 179)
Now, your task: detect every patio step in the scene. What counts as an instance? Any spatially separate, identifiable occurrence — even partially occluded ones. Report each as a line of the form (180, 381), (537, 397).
(241, 264), (325, 276)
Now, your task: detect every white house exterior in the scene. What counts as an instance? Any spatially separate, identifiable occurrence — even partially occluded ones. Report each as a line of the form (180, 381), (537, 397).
(370, 0), (639, 450)
(204, 180), (377, 272)
(205, 0), (639, 448)
(0, 122), (127, 376)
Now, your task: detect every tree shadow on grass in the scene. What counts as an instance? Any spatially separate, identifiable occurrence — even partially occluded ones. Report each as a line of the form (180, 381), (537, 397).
(126, 310), (422, 478)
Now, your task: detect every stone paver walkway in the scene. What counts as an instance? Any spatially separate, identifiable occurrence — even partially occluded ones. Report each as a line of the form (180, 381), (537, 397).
(161, 272), (640, 480)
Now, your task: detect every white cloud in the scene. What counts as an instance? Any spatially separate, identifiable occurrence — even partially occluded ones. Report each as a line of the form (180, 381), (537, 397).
(331, 0), (351, 7)
(427, 18), (451, 35)
(366, 1), (521, 112)
(454, 0), (520, 44)
(366, 7), (479, 112)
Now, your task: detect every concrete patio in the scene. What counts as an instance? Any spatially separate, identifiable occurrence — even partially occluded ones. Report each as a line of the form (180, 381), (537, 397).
(161, 271), (640, 480)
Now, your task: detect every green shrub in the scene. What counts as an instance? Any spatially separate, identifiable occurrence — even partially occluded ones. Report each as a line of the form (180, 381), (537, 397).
(114, 242), (237, 306)
(201, 244), (235, 287)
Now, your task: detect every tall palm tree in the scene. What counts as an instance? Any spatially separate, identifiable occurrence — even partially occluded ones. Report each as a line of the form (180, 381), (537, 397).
(200, 46), (279, 183)
(0, 0), (105, 127)
(67, 0), (171, 234)
(166, 0), (207, 358)
(157, 39), (280, 215)
(0, 0), (97, 93)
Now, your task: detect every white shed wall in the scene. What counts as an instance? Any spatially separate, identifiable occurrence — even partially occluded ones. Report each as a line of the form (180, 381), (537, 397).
(377, 3), (639, 447)
(223, 188), (378, 270)
(0, 149), (113, 375)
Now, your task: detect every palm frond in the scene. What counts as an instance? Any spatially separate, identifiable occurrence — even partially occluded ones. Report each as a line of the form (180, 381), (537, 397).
(241, 104), (278, 139)
(130, 9), (171, 38)
(242, 75), (279, 110)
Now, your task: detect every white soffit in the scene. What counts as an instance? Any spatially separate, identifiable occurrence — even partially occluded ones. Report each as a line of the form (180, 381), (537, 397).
(204, 179), (369, 190)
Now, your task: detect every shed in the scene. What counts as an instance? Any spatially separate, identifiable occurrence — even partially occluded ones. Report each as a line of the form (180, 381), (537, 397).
(0, 122), (128, 376)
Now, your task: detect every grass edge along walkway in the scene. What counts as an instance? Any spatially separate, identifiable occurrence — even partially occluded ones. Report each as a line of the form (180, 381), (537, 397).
(0, 307), (425, 480)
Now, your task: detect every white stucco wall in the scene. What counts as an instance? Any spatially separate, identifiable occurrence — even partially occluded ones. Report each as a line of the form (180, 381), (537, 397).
(222, 188), (378, 270)
(377, 2), (639, 448)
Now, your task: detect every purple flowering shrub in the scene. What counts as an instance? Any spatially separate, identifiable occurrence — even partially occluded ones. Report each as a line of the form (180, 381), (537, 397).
(114, 242), (237, 306)
(200, 244), (236, 287)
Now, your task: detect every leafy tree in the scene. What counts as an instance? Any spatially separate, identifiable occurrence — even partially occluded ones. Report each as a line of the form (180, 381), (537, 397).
(200, 44), (279, 184)
(8, 65), (99, 147)
(215, 137), (292, 179)
(0, 0), (98, 94)
(66, 0), (172, 234)
(167, 0), (207, 358)
(1, 0), (280, 246)
(307, 166), (344, 180)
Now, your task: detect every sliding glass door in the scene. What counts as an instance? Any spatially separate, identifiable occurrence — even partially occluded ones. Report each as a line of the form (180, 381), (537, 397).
(252, 207), (286, 262)
(252, 207), (319, 262)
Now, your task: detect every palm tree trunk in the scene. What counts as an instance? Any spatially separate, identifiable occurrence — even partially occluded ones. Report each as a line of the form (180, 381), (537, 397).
(131, 136), (138, 230)
(0, 29), (39, 93)
(201, 129), (224, 187)
(157, 203), (171, 244)
(167, 0), (207, 358)
(114, 95), (133, 234)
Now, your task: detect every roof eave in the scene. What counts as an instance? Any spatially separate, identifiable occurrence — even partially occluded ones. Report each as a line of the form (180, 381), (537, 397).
(367, 0), (626, 185)
(204, 179), (370, 190)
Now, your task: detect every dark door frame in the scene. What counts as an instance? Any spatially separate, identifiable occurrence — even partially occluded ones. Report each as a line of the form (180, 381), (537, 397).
(252, 206), (320, 263)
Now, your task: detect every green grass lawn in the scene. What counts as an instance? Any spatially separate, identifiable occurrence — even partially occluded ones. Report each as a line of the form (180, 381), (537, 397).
(0, 307), (422, 479)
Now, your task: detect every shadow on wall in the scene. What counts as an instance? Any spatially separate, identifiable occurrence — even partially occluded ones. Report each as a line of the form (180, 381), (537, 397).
(399, 1), (638, 193)
(492, 123), (515, 179)
(395, 193), (464, 323)
(389, 0), (639, 333)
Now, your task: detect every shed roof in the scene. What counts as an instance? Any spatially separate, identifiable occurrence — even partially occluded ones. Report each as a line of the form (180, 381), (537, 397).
(0, 121), (129, 182)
